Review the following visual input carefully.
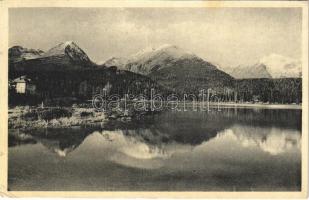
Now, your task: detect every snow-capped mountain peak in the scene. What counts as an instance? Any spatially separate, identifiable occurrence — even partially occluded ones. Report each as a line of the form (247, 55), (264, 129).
(64, 40), (75, 46)
(102, 44), (200, 74)
(154, 44), (185, 52)
(42, 41), (91, 64)
(128, 44), (195, 63)
(43, 41), (81, 56)
(222, 54), (302, 79)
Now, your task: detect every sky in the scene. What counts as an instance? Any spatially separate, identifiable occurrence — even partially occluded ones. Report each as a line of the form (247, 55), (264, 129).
(9, 7), (302, 67)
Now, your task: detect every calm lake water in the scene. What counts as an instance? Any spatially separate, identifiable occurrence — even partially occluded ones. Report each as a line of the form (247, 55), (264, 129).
(8, 107), (301, 191)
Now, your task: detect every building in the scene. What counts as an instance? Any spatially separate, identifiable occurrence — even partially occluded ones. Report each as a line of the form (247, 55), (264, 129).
(12, 76), (36, 94)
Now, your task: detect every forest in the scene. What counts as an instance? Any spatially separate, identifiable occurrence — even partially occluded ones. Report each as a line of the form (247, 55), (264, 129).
(9, 67), (302, 106)
(9, 67), (170, 106)
(235, 78), (302, 104)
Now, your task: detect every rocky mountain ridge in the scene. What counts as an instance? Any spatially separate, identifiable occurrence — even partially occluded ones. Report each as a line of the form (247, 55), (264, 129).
(222, 54), (301, 79)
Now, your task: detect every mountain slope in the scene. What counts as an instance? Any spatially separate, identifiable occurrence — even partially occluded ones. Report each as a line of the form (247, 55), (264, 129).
(150, 56), (234, 95)
(107, 44), (234, 95)
(102, 44), (235, 95)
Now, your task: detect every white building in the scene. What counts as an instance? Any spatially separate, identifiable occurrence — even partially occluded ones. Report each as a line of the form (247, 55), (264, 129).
(12, 76), (36, 94)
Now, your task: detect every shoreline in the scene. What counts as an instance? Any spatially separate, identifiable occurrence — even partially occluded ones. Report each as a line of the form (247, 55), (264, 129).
(8, 102), (301, 130)
(146, 101), (302, 110)
(8, 107), (107, 130)
(199, 102), (301, 110)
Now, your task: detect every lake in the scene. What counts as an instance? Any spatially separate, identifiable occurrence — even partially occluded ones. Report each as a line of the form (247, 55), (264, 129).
(8, 107), (302, 191)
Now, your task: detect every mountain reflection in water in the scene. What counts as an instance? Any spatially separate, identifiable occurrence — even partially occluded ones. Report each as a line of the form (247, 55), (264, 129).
(8, 108), (301, 191)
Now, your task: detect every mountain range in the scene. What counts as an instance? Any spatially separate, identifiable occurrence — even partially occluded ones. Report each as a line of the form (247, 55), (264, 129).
(9, 41), (302, 104)
(103, 45), (301, 80)
(9, 42), (235, 95)
(9, 41), (301, 79)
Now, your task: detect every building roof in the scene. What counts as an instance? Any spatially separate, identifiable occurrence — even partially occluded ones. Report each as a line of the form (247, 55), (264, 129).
(12, 75), (31, 83)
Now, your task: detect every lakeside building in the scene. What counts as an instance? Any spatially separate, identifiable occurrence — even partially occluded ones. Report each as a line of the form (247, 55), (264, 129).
(12, 75), (36, 95)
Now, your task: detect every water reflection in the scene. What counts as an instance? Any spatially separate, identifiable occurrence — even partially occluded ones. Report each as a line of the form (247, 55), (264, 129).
(9, 128), (92, 157)
(8, 108), (301, 191)
(73, 126), (301, 169)
(228, 125), (301, 155)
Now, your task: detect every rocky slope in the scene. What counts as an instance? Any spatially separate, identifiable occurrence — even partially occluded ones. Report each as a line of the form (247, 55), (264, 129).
(9, 46), (44, 63)
(103, 57), (128, 68)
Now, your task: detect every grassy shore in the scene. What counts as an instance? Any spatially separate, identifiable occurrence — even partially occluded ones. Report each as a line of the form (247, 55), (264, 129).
(9, 101), (301, 130)
(8, 106), (106, 130)
(8, 103), (156, 130)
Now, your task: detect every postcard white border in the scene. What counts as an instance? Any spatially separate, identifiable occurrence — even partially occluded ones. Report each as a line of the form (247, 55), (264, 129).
(0, 1), (308, 198)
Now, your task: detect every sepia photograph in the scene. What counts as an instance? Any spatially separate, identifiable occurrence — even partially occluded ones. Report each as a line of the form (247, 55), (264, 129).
(0, 0), (308, 198)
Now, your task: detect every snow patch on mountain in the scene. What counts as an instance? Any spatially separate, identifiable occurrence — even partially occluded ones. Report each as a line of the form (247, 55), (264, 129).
(115, 44), (199, 74)
(103, 57), (128, 68)
(128, 44), (195, 63)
